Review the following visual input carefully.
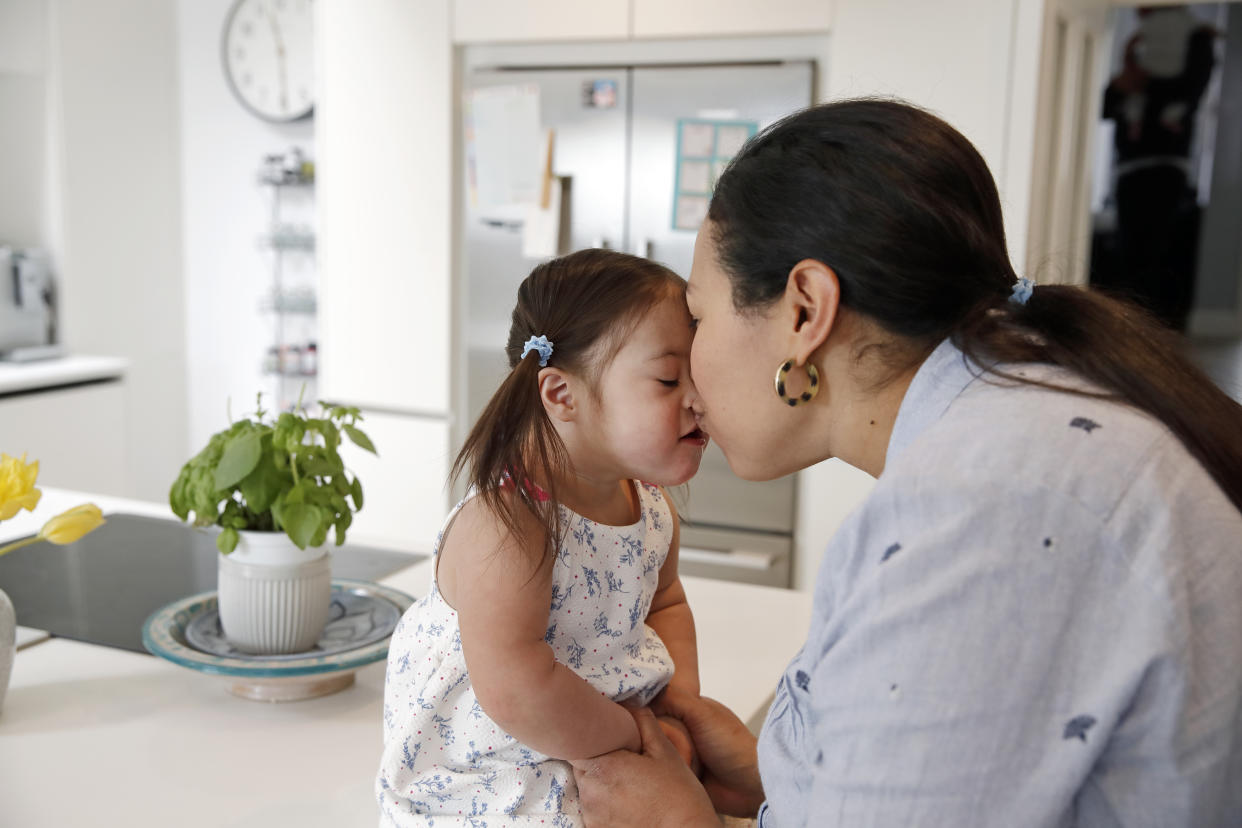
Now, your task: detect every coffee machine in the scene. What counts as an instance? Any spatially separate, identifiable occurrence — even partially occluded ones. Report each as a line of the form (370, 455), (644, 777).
(0, 246), (56, 360)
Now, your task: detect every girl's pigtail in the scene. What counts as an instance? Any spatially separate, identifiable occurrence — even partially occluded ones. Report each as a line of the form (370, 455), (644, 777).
(450, 345), (568, 569)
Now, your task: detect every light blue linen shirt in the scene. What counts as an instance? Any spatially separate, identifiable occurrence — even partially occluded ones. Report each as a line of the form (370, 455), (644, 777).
(756, 339), (1242, 827)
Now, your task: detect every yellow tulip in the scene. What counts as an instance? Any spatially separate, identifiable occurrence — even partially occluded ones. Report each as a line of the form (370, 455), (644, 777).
(38, 503), (106, 545)
(0, 452), (42, 521)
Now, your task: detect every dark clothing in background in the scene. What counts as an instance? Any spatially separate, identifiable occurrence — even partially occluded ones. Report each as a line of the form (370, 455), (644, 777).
(1097, 25), (1216, 331)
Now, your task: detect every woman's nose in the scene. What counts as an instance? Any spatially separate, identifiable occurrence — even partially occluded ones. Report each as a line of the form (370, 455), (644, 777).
(683, 374), (702, 411)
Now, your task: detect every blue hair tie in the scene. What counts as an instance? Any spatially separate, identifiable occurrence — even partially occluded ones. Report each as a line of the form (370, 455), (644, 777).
(1009, 276), (1035, 306)
(521, 335), (553, 367)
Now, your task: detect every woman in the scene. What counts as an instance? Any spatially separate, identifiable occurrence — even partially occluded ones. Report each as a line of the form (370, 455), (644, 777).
(570, 100), (1242, 827)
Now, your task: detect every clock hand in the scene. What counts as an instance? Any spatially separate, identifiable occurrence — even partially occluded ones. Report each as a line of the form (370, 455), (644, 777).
(264, 3), (289, 112)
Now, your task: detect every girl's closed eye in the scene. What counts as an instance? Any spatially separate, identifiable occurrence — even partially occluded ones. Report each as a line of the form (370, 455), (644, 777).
(689, 317), (699, 330)
(659, 379), (680, 388)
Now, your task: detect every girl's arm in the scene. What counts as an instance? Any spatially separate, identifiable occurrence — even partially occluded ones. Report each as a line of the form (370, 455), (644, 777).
(438, 497), (641, 760)
(645, 490), (700, 696)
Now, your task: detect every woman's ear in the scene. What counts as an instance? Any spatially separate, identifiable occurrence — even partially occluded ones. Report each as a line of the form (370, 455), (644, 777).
(538, 368), (577, 422)
(784, 259), (841, 365)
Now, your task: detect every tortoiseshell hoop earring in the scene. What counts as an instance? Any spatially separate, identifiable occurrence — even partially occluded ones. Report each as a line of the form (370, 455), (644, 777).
(774, 359), (820, 407)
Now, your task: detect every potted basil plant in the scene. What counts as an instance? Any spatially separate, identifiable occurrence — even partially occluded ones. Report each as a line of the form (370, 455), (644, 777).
(169, 394), (376, 655)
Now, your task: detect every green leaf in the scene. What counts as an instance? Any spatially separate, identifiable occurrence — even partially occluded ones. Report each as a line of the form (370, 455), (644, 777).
(217, 526), (239, 554)
(282, 502), (321, 549)
(300, 455), (337, 477)
(214, 429), (263, 490)
(333, 510), (352, 545)
(350, 477), (364, 510)
(310, 523), (329, 548)
(169, 473), (189, 520)
(239, 454), (288, 515)
(344, 424), (377, 455)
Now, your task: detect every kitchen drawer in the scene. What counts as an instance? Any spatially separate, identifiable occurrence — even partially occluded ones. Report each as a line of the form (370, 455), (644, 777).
(0, 380), (129, 496)
(680, 441), (796, 534)
(679, 524), (791, 589)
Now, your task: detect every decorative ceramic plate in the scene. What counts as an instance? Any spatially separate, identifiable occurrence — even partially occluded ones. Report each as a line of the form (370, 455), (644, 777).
(142, 580), (414, 701)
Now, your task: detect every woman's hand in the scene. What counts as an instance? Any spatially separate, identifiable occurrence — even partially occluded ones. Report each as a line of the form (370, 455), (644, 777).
(570, 706), (718, 828)
(654, 685), (766, 817)
(657, 714), (702, 775)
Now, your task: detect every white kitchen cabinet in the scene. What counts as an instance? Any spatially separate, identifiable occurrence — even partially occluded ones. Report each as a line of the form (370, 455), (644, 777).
(336, 410), (450, 554)
(452, 0), (830, 44)
(0, 380), (129, 497)
(454, 0), (628, 43)
(316, 0), (453, 543)
(631, 0), (831, 39)
(315, 0), (451, 417)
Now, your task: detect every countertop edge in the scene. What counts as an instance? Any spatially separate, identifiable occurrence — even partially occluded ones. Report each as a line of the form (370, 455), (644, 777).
(0, 355), (130, 395)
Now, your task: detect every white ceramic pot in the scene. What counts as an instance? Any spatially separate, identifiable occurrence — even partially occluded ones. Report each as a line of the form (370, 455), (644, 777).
(0, 587), (15, 714)
(216, 530), (331, 655)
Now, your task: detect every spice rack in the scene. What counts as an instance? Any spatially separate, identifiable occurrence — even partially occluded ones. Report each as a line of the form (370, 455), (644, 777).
(258, 148), (318, 410)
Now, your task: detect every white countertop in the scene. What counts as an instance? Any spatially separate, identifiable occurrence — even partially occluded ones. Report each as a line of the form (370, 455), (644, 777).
(0, 489), (813, 827)
(0, 354), (128, 395)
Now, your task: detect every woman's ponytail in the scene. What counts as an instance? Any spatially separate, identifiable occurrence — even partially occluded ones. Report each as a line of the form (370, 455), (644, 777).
(956, 285), (1242, 514)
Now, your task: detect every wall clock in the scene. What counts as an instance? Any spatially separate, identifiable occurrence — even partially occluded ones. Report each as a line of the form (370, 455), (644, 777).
(222, 0), (314, 122)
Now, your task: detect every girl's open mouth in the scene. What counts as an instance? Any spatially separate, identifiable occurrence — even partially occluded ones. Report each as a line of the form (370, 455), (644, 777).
(680, 426), (709, 447)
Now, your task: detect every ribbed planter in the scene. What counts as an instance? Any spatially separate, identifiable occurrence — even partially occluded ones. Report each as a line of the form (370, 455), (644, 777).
(0, 587), (14, 715)
(217, 530), (331, 655)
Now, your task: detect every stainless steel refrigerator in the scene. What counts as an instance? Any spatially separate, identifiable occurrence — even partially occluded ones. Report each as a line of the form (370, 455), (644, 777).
(460, 60), (813, 587)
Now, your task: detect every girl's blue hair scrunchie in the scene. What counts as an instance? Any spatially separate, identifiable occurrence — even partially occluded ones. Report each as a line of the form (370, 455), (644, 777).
(1009, 276), (1035, 306)
(521, 335), (554, 367)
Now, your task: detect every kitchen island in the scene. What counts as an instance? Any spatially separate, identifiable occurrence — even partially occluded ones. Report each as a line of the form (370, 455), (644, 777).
(0, 489), (813, 827)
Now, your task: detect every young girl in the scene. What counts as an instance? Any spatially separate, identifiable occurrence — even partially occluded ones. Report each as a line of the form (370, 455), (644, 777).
(376, 249), (710, 826)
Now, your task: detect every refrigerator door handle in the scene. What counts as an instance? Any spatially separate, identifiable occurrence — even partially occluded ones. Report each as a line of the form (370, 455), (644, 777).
(679, 545), (777, 571)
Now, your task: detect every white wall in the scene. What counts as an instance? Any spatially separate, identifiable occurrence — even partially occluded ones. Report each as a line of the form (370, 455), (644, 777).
(178, 0), (316, 455)
(49, 0), (186, 502)
(0, 0), (49, 249)
(824, 0), (1043, 271)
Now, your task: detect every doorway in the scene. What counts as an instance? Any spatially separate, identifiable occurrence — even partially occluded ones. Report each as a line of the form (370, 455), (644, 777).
(1029, 0), (1242, 402)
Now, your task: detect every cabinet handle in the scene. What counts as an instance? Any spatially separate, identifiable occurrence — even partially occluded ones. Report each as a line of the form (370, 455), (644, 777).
(679, 546), (777, 571)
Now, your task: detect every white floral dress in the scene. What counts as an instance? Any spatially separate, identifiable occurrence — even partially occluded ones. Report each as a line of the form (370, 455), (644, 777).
(376, 482), (677, 827)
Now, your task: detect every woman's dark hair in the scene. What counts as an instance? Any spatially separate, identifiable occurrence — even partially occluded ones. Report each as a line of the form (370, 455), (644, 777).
(452, 249), (685, 567)
(707, 97), (1242, 513)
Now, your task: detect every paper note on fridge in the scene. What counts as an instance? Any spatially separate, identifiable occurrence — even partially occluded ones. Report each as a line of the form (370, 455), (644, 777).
(466, 84), (544, 210)
(522, 175), (564, 260)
